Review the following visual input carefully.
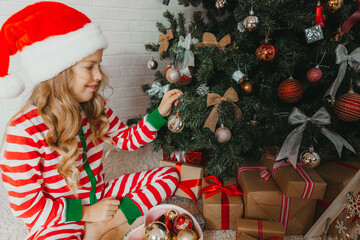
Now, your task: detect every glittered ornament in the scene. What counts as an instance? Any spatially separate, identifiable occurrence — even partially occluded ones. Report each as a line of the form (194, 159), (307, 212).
(168, 112), (185, 133)
(326, 0), (343, 12)
(277, 77), (303, 103)
(176, 229), (198, 240)
(334, 91), (360, 121)
(299, 146), (321, 168)
(178, 67), (193, 85)
(174, 214), (194, 233)
(148, 57), (158, 70)
(305, 25), (324, 44)
(243, 9), (259, 31)
(240, 80), (254, 94)
(306, 66), (323, 83)
(215, 124), (232, 143)
(256, 40), (276, 62)
(165, 209), (179, 222)
(166, 66), (181, 83)
(145, 221), (171, 240)
(215, 0), (226, 9)
(197, 84), (210, 96)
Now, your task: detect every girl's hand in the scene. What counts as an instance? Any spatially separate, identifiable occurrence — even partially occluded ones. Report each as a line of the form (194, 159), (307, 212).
(158, 89), (183, 117)
(82, 197), (120, 222)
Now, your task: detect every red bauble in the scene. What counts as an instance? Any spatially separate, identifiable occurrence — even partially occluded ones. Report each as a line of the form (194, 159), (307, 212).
(306, 66), (323, 83)
(177, 67), (193, 85)
(256, 43), (276, 62)
(277, 77), (303, 103)
(334, 92), (360, 121)
(174, 214), (194, 233)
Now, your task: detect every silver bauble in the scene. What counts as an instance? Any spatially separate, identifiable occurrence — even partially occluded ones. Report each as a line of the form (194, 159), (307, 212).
(215, 124), (231, 143)
(147, 57), (158, 70)
(166, 67), (181, 83)
(299, 146), (321, 168)
(168, 112), (184, 133)
(144, 221), (171, 240)
(243, 12), (259, 31)
(215, 0), (226, 9)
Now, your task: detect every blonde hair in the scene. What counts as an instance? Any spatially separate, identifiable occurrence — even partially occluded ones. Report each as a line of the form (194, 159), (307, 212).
(3, 66), (113, 193)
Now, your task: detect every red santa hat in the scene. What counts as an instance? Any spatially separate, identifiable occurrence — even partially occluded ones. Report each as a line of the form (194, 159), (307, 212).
(0, 1), (108, 99)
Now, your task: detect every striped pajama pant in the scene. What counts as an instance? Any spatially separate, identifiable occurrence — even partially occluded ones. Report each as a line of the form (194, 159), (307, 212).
(29, 167), (179, 240)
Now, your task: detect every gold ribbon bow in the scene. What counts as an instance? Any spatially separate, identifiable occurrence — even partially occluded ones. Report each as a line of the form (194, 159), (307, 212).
(158, 29), (174, 56)
(195, 32), (231, 50)
(204, 87), (242, 132)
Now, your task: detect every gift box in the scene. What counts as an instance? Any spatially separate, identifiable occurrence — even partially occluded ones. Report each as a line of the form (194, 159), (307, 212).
(200, 176), (244, 230)
(237, 163), (316, 235)
(162, 149), (209, 166)
(237, 218), (285, 240)
(237, 232), (257, 240)
(159, 160), (203, 200)
(261, 146), (327, 200)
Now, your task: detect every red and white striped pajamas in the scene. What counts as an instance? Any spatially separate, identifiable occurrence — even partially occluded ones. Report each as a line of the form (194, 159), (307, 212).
(0, 104), (179, 240)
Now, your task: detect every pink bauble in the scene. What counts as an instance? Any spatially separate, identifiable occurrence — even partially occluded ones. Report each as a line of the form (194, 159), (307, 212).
(306, 66), (322, 83)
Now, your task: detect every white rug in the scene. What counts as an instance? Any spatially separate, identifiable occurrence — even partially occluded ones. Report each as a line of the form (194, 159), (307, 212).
(0, 143), (308, 239)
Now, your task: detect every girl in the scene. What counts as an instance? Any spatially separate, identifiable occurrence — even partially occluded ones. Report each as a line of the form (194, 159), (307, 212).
(0, 2), (181, 239)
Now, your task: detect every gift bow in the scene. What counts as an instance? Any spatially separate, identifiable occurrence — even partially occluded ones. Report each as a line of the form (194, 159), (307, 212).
(276, 107), (355, 168)
(146, 82), (170, 98)
(158, 29), (174, 56)
(342, 0), (360, 33)
(178, 33), (195, 76)
(199, 176), (243, 198)
(203, 87), (242, 132)
(196, 32), (231, 50)
(324, 44), (360, 100)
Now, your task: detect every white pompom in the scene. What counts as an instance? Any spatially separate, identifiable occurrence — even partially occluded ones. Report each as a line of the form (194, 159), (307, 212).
(0, 74), (25, 99)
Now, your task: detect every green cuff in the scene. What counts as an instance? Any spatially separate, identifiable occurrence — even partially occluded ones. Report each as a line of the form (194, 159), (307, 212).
(65, 198), (83, 222)
(119, 196), (142, 225)
(146, 108), (168, 130)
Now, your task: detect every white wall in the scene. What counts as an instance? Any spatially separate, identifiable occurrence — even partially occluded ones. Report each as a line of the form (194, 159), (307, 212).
(0, 0), (198, 141)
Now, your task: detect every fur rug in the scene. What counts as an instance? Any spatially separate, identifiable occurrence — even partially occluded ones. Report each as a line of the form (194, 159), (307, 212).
(0, 143), (311, 239)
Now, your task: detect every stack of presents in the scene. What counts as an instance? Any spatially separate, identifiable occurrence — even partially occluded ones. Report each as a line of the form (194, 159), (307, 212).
(160, 146), (360, 239)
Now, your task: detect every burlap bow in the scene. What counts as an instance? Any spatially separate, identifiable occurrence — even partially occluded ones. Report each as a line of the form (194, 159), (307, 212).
(203, 87), (242, 132)
(146, 82), (170, 98)
(324, 44), (360, 100)
(195, 32), (231, 50)
(158, 29), (174, 56)
(276, 107), (355, 168)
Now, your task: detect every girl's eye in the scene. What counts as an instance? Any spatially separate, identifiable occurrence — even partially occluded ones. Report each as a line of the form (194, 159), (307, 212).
(86, 66), (93, 70)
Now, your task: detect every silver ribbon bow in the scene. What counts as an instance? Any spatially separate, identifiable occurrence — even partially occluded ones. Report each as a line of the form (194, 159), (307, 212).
(276, 107), (355, 168)
(324, 44), (360, 100)
(178, 33), (195, 77)
(146, 82), (170, 98)
(232, 70), (245, 83)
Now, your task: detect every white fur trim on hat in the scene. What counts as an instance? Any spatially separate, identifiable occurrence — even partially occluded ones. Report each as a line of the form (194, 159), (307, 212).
(0, 74), (25, 99)
(19, 22), (108, 83)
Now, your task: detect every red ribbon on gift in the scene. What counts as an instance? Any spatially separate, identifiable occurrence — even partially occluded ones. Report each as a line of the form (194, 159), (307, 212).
(174, 163), (201, 209)
(315, 3), (325, 27)
(199, 176), (243, 229)
(342, 0), (360, 33)
(163, 151), (204, 165)
(327, 159), (360, 171)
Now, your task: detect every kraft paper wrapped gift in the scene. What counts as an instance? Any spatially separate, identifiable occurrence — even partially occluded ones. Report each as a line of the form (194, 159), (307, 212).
(237, 163), (316, 235)
(237, 232), (257, 240)
(201, 176), (244, 230)
(237, 218), (285, 240)
(261, 146), (327, 200)
(159, 160), (203, 200)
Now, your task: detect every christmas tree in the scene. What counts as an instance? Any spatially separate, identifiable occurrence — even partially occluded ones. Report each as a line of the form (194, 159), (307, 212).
(139, 0), (360, 178)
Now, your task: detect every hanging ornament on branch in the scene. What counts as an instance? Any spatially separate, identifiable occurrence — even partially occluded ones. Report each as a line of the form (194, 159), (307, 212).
(147, 57), (158, 70)
(306, 50), (326, 83)
(168, 111), (185, 133)
(196, 84), (210, 96)
(215, 123), (232, 143)
(334, 79), (360, 122)
(146, 81), (170, 98)
(305, 24), (324, 44)
(165, 65), (181, 83)
(299, 145), (321, 168)
(232, 69), (247, 84)
(315, 1), (325, 27)
(326, 0), (344, 12)
(240, 80), (254, 94)
(215, 0), (226, 9)
(256, 27), (276, 62)
(243, 2), (259, 31)
(275, 107), (356, 168)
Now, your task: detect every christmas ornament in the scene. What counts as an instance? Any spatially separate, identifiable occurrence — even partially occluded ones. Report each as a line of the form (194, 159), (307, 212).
(174, 214), (194, 233)
(334, 91), (360, 122)
(168, 111), (185, 133)
(166, 66), (181, 83)
(305, 24), (324, 43)
(196, 84), (209, 96)
(326, 0), (343, 12)
(215, 124), (232, 143)
(335, 219), (347, 235)
(215, 0), (226, 9)
(256, 39), (276, 62)
(237, 22), (245, 33)
(147, 57), (158, 70)
(178, 67), (193, 85)
(299, 146), (321, 168)
(165, 209), (179, 221)
(146, 82), (170, 98)
(315, 1), (325, 27)
(243, 9), (259, 31)
(277, 77), (303, 103)
(240, 80), (254, 94)
(194, 32), (231, 51)
(345, 192), (360, 218)
(232, 69), (247, 84)
(176, 229), (198, 240)
(145, 221), (171, 240)
(306, 66), (323, 82)
(158, 29), (174, 57)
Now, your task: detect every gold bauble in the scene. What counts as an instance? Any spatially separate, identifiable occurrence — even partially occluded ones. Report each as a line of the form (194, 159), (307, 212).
(167, 112), (185, 133)
(176, 229), (198, 240)
(145, 221), (171, 240)
(326, 0), (343, 12)
(165, 209), (179, 221)
(240, 81), (254, 94)
(299, 146), (321, 168)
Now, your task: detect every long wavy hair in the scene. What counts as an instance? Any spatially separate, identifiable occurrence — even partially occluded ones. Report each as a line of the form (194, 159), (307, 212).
(4, 66), (113, 193)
